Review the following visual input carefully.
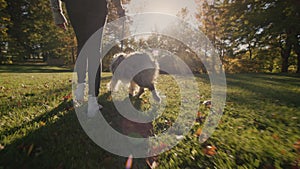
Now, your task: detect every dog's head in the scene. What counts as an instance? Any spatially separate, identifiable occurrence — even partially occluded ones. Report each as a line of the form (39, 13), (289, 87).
(110, 53), (126, 73)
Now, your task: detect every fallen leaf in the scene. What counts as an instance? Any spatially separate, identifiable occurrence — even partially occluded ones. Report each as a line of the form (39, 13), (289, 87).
(291, 117), (298, 120)
(197, 112), (202, 118)
(125, 154), (133, 169)
(0, 144), (4, 150)
(39, 121), (46, 126)
(175, 135), (184, 140)
(280, 149), (287, 155)
(17, 101), (22, 107)
(294, 140), (300, 153)
(195, 128), (202, 136)
(27, 144), (34, 156)
(272, 134), (279, 140)
(63, 93), (72, 101)
(203, 145), (217, 156)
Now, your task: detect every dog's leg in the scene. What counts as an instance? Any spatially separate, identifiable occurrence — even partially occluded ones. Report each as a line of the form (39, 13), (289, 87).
(110, 78), (120, 92)
(136, 87), (145, 98)
(149, 83), (161, 103)
(129, 81), (137, 97)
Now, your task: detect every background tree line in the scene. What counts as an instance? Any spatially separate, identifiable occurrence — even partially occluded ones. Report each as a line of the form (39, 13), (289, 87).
(197, 0), (300, 73)
(0, 0), (299, 73)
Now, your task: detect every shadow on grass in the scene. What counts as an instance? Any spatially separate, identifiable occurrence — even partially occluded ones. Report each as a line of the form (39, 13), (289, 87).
(0, 93), (152, 169)
(0, 65), (73, 73)
(226, 74), (300, 108)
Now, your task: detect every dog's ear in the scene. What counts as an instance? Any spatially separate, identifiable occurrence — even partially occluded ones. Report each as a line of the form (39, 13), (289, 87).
(111, 53), (126, 73)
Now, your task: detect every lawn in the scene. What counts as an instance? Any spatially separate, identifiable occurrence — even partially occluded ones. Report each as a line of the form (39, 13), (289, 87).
(0, 65), (299, 169)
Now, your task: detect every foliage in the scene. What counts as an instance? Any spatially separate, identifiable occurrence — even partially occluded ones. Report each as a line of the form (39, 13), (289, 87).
(197, 0), (300, 73)
(223, 57), (261, 73)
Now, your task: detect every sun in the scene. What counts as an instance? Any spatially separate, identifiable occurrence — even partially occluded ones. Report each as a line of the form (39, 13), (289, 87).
(125, 0), (198, 35)
(126, 0), (197, 16)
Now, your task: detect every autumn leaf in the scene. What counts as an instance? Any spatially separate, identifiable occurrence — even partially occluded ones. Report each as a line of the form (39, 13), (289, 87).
(196, 112), (205, 123)
(63, 92), (72, 101)
(0, 144), (4, 151)
(272, 134), (279, 140)
(294, 140), (300, 153)
(197, 111), (202, 118)
(39, 121), (46, 127)
(280, 149), (287, 155)
(21, 84), (27, 88)
(44, 83), (49, 88)
(195, 128), (202, 136)
(125, 154), (133, 169)
(17, 101), (22, 107)
(203, 145), (217, 156)
(27, 144), (34, 156)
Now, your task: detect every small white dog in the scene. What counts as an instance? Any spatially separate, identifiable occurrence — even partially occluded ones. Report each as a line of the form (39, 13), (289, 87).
(108, 52), (161, 102)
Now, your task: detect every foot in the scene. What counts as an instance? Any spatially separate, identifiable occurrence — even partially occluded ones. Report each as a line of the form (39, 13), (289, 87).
(87, 96), (103, 118)
(75, 83), (85, 102)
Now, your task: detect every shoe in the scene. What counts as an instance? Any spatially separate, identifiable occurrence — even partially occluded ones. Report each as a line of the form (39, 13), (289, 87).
(87, 95), (103, 118)
(75, 83), (85, 102)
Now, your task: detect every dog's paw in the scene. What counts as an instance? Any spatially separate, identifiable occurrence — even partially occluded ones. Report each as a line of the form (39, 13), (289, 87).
(151, 90), (161, 103)
(153, 95), (161, 103)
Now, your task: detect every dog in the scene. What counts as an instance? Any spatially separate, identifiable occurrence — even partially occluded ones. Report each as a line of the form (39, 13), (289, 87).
(108, 52), (161, 102)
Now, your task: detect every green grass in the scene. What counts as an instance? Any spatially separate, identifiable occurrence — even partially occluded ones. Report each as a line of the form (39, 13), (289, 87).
(0, 66), (299, 169)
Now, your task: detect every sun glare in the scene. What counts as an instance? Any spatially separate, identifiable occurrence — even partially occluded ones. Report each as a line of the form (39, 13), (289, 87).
(125, 0), (199, 37)
(126, 0), (197, 16)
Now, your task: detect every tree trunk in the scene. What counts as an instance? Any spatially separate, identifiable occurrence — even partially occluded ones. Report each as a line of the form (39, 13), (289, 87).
(297, 53), (300, 73)
(281, 55), (289, 73)
(249, 46), (252, 60)
(280, 35), (292, 73)
(294, 40), (300, 73)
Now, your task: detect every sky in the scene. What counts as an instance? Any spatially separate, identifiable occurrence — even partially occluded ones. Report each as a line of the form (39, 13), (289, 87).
(126, 0), (198, 16)
(123, 0), (202, 35)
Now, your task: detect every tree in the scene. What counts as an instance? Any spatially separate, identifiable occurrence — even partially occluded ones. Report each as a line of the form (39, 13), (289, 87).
(225, 0), (300, 72)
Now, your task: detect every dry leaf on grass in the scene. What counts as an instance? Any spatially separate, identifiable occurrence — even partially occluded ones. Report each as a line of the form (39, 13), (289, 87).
(203, 145), (217, 156)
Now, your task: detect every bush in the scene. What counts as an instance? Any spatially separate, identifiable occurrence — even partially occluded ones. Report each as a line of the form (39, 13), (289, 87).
(224, 57), (261, 73)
